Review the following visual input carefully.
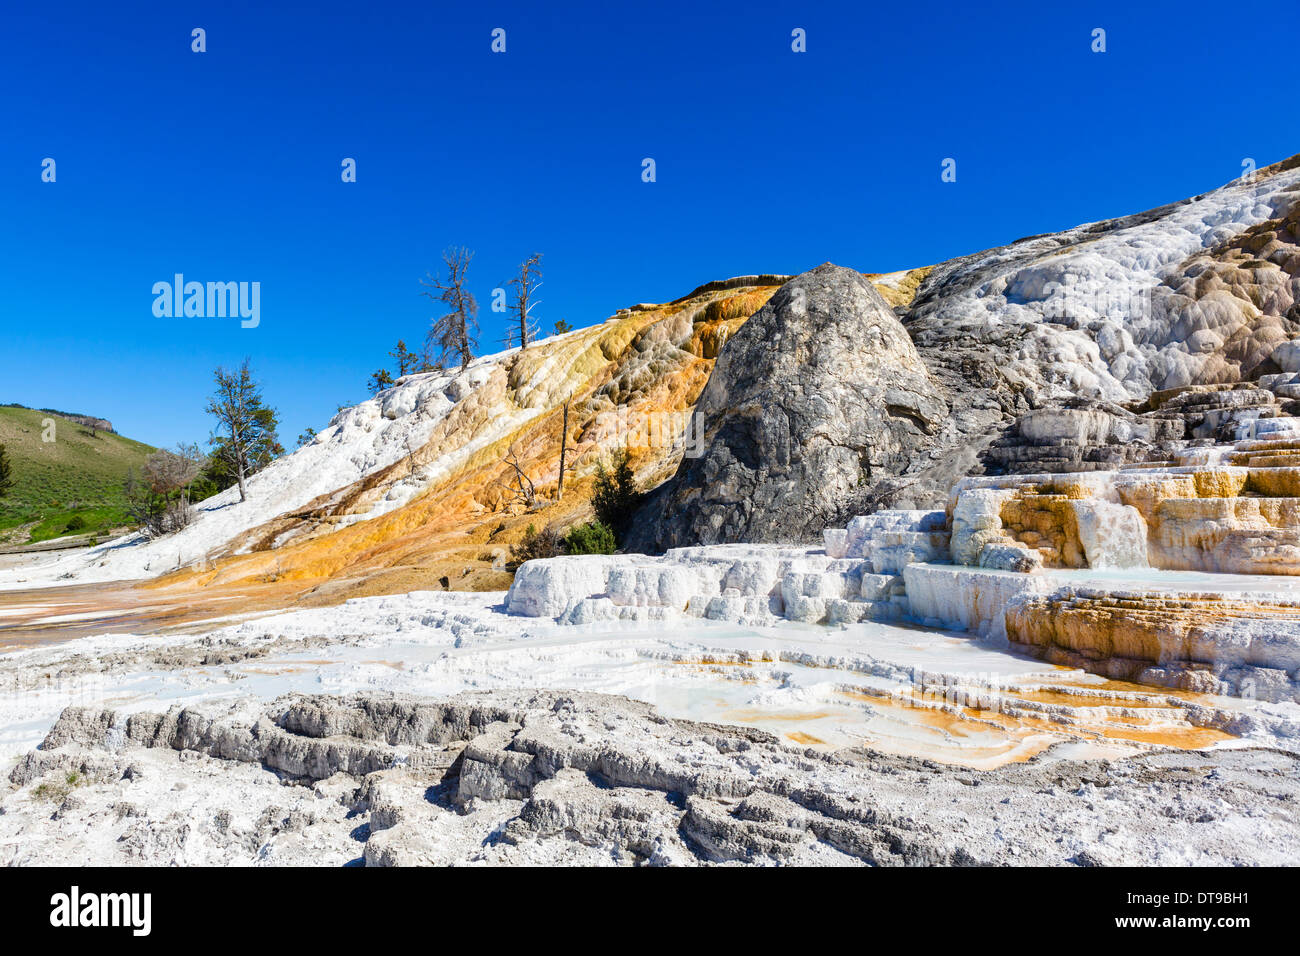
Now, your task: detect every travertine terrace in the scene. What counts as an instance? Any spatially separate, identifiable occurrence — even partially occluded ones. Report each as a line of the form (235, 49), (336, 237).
(5, 156), (1300, 866)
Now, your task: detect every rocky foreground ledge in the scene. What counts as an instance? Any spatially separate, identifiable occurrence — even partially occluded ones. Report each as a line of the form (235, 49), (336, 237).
(3, 691), (1298, 866)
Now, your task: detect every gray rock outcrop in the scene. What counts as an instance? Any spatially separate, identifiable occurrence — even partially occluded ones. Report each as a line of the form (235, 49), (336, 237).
(627, 264), (949, 549)
(981, 397), (1186, 474)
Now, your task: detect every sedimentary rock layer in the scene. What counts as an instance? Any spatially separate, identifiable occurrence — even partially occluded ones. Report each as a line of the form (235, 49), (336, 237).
(1005, 588), (1300, 702)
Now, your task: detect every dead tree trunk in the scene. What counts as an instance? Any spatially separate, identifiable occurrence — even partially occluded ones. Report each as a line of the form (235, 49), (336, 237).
(421, 247), (480, 370)
(503, 450), (538, 510)
(557, 396), (570, 500)
(509, 253), (543, 349)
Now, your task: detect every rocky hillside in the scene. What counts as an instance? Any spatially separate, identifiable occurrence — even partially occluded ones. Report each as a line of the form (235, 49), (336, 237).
(5, 276), (800, 597)
(631, 154), (1300, 549)
(10, 154), (1300, 598)
(0, 405), (115, 435)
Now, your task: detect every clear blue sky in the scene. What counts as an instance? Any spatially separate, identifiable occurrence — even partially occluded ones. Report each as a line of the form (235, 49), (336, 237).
(2, 0), (1297, 448)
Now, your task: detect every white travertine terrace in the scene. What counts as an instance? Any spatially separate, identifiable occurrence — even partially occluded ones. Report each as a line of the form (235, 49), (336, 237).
(510, 382), (1300, 703)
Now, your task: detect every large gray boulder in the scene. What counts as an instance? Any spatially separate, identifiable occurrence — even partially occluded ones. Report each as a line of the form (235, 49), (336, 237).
(627, 264), (949, 550)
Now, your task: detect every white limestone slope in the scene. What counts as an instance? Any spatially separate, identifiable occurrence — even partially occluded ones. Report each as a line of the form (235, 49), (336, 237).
(917, 159), (1300, 401)
(6, 162), (1297, 593)
(0, 355), (531, 590)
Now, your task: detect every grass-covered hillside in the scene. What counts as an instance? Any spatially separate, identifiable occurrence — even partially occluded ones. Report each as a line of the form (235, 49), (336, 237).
(0, 405), (154, 546)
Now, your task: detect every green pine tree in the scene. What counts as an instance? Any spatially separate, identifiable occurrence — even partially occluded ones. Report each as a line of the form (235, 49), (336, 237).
(367, 368), (395, 394)
(205, 359), (281, 503)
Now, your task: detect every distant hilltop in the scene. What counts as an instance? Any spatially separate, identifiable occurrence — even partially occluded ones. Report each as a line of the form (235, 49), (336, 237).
(0, 403), (115, 434)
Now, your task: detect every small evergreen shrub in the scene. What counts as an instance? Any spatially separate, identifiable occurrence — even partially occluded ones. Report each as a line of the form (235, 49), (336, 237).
(564, 520), (616, 555)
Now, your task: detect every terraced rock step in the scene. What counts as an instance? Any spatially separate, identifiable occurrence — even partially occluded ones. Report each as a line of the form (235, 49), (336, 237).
(511, 417), (1300, 703)
(982, 400), (1185, 474)
(507, 510), (950, 627)
(949, 409), (1300, 575)
(5, 690), (1298, 866)
(1006, 588), (1300, 701)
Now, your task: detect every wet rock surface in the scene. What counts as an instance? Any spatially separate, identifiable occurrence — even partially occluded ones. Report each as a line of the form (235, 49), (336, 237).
(4, 690), (1298, 866)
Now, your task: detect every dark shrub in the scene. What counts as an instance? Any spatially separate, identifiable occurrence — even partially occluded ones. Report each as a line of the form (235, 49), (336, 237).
(509, 523), (564, 569)
(592, 449), (639, 538)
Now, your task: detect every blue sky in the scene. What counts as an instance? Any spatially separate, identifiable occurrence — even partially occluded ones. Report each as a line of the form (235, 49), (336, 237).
(2, 0), (1297, 448)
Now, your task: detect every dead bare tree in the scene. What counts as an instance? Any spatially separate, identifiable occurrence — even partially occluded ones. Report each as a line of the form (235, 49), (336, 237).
(126, 444), (208, 536)
(421, 247), (479, 370)
(144, 444), (206, 505)
(502, 448), (539, 511)
(506, 252), (543, 349)
(557, 395), (571, 500)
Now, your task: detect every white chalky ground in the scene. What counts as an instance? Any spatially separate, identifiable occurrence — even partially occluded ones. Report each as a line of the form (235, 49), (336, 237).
(3, 587), (1295, 781)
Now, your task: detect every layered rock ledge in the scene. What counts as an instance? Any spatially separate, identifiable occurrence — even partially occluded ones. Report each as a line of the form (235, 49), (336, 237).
(4, 691), (1299, 866)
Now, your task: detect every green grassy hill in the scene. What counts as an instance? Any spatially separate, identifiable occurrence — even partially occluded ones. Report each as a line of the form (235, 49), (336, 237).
(0, 405), (155, 546)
